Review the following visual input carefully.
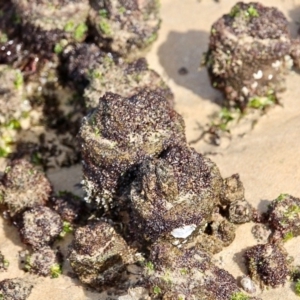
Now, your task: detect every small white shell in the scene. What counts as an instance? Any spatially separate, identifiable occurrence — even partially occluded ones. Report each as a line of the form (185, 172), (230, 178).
(272, 60), (281, 68)
(171, 224), (197, 239)
(253, 70), (263, 80)
(240, 276), (256, 294)
(241, 86), (249, 96)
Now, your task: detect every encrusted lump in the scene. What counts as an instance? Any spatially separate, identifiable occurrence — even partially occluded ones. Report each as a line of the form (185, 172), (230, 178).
(0, 65), (29, 125)
(61, 43), (173, 108)
(19, 206), (63, 250)
(51, 191), (88, 224)
(266, 193), (300, 241)
(88, 0), (160, 57)
(24, 246), (62, 277)
(68, 221), (136, 290)
(84, 56), (174, 109)
(244, 242), (290, 288)
(204, 2), (296, 109)
(60, 43), (109, 92)
(0, 159), (52, 217)
(129, 144), (224, 246)
(221, 174), (245, 205)
(0, 278), (33, 300)
(228, 199), (254, 224)
(145, 241), (256, 300)
(78, 89), (186, 210)
(11, 0), (90, 55)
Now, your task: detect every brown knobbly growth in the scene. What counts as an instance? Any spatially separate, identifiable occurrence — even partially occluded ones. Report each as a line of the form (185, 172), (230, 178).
(210, 209), (236, 246)
(61, 43), (173, 108)
(130, 144), (224, 245)
(205, 2), (294, 109)
(11, 0), (89, 56)
(228, 199), (254, 224)
(24, 246), (62, 277)
(20, 206), (63, 250)
(0, 278), (33, 300)
(84, 56), (174, 109)
(244, 243), (290, 288)
(51, 191), (88, 224)
(0, 159), (52, 217)
(221, 174), (245, 205)
(78, 89), (185, 210)
(146, 241), (246, 299)
(68, 221), (136, 290)
(0, 251), (9, 272)
(60, 43), (109, 92)
(89, 0), (160, 57)
(267, 194), (300, 241)
(251, 224), (271, 243)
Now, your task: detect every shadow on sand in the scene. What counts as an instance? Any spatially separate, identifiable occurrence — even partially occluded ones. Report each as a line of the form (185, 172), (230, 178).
(157, 30), (223, 105)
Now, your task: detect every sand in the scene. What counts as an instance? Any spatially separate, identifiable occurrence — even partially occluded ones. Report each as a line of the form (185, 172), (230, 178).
(1, 0), (300, 299)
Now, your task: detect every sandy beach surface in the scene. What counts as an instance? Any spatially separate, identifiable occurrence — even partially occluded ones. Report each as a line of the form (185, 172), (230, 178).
(1, 0), (300, 299)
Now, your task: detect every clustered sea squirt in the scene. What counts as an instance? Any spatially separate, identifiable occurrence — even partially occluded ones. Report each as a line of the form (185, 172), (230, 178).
(75, 62), (256, 297)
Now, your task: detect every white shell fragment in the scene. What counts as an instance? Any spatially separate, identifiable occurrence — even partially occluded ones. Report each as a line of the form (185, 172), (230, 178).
(240, 276), (256, 294)
(171, 224), (197, 239)
(272, 60), (281, 68)
(253, 70), (263, 79)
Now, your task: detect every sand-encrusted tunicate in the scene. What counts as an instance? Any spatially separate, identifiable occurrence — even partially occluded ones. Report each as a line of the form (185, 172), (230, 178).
(51, 191), (87, 224)
(0, 65), (29, 124)
(84, 56), (174, 109)
(0, 251), (9, 272)
(221, 174), (245, 205)
(11, 0), (90, 55)
(20, 206), (63, 250)
(267, 194), (300, 241)
(228, 199), (254, 224)
(146, 241), (259, 300)
(78, 89), (186, 210)
(89, 0), (160, 56)
(24, 246), (62, 277)
(205, 2), (299, 109)
(60, 43), (109, 92)
(0, 278), (33, 300)
(244, 242), (290, 288)
(61, 43), (173, 108)
(0, 159), (52, 217)
(130, 145), (224, 246)
(68, 221), (136, 290)
(209, 209), (236, 247)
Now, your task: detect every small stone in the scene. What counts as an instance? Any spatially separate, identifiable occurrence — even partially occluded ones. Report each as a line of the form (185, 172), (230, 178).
(240, 276), (256, 294)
